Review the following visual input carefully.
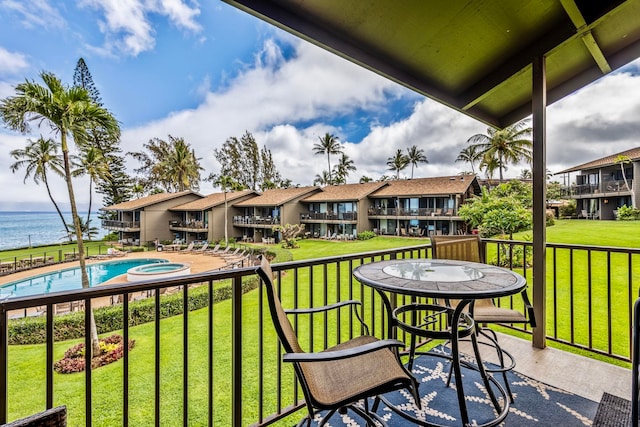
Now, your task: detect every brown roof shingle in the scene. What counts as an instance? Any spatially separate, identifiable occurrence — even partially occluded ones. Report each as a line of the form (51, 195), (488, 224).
(170, 190), (258, 211)
(101, 190), (201, 211)
(370, 176), (478, 197)
(234, 186), (320, 207)
(302, 182), (389, 202)
(555, 147), (640, 174)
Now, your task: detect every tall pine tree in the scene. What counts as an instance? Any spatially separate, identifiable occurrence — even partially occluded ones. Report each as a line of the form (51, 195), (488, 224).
(73, 58), (131, 218)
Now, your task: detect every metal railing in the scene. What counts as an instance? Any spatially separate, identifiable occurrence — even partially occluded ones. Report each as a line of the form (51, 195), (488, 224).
(368, 207), (456, 217)
(101, 220), (140, 229)
(299, 212), (357, 221)
(1, 240), (638, 425)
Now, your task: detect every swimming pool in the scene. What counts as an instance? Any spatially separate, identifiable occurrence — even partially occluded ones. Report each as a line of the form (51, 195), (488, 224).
(0, 258), (168, 299)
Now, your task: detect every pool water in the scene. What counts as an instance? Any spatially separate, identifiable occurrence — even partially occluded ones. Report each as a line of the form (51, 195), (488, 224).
(0, 258), (168, 299)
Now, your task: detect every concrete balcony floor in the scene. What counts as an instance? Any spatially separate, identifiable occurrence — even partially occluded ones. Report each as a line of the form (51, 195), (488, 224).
(466, 333), (631, 403)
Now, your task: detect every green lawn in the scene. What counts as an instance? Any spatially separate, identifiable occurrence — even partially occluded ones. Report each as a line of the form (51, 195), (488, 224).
(3, 220), (640, 425)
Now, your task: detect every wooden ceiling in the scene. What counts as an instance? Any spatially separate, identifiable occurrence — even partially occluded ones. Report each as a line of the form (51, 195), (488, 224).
(223, 0), (640, 128)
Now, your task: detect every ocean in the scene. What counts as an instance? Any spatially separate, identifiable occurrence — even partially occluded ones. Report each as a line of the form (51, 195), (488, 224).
(0, 211), (108, 251)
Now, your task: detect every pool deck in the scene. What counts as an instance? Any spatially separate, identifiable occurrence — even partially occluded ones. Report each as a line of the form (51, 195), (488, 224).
(1, 250), (230, 317)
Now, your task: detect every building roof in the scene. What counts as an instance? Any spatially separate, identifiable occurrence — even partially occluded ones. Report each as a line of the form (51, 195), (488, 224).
(555, 146), (640, 174)
(223, 1), (640, 128)
(301, 181), (388, 202)
(234, 186), (320, 207)
(101, 190), (201, 211)
(169, 190), (259, 211)
(369, 176), (479, 198)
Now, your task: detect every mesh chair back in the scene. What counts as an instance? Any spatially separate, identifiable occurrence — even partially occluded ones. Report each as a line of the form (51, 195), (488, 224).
(430, 235), (484, 263)
(257, 257), (303, 354)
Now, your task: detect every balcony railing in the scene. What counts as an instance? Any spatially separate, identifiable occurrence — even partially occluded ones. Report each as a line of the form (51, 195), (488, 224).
(560, 179), (633, 197)
(168, 220), (207, 231)
(232, 216), (280, 226)
(1, 240), (637, 425)
(368, 207), (456, 217)
(101, 220), (140, 229)
(299, 212), (357, 221)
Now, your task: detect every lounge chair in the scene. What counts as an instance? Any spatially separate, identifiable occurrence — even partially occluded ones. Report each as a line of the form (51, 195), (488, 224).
(179, 242), (195, 253)
(221, 248), (242, 259)
(193, 242), (209, 254)
(202, 243), (220, 256)
(107, 247), (127, 257)
(206, 245), (230, 257)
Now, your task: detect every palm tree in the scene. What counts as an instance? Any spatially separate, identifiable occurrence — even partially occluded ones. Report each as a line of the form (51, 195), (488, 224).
(161, 136), (203, 191)
(387, 149), (409, 179)
(615, 155), (635, 207)
(313, 133), (342, 184)
(130, 135), (202, 192)
(75, 146), (109, 235)
(313, 170), (332, 186)
(10, 136), (71, 240)
(333, 153), (357, 184)
(406, 145), (428, 178)
(359, 175), (373, 183)
(466, 120), (532, 182)
(456, 145), (481, 175)
(211, 175), (244, 245)
(0, 71), (120, 355)
(480, 155), (501, 182)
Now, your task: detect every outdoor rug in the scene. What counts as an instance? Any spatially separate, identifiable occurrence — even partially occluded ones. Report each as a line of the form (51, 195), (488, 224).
(306, 349), (599, 426)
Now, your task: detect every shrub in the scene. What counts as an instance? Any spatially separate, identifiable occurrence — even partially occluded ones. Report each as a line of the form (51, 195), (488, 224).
(8, 276), (261, 345)
(616, 204), (640, 220)
(357, 230), (376, 240)
(54, 334), (136, 374)
(558, 200), (576, 218)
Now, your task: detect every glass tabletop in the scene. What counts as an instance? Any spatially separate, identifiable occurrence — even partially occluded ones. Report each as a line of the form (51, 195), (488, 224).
(382, 261), (484, 282)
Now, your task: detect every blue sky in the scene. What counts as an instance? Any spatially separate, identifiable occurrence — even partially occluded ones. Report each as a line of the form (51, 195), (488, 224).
(1, 1), (640, 211)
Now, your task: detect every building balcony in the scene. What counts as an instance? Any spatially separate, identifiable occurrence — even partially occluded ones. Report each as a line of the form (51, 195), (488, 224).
(299, 211), (357, 222)
(0, 240), (635, 425)
(168, 220), (208, 232)
(101, 219), (140, 231)
(368, 207), (458, 218)
(561, 179), (633, 198)
(232, 215), (280, 227)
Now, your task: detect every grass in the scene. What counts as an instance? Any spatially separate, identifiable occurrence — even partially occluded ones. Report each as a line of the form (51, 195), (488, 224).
(4, 220), (640, 425)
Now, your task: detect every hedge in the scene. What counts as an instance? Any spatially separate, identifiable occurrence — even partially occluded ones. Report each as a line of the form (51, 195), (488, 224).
(8, 276), (260, 345)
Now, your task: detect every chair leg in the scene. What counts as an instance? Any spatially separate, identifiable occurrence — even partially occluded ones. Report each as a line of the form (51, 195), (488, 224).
(478, 327), (515, 403)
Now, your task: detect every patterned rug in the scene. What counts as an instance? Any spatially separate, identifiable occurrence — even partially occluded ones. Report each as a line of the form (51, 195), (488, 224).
(308, 350), (598, 426)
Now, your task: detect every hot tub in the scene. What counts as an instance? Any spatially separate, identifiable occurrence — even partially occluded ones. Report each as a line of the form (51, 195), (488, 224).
(127, 262), (192, 282)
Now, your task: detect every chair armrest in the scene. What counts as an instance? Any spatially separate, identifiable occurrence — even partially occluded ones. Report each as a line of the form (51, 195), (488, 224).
(520, 289), (537, 328)
(284, 299), (362, 315)
(283, 339), (404, 362)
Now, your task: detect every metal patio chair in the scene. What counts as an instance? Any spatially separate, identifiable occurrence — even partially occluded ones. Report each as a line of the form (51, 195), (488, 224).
(256, 256), (420, 426)
(430, 234), (536, 401)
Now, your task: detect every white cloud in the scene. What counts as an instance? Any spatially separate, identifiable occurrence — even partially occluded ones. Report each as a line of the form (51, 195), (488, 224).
(80, 0), (201, 57)
(0, 0), (65, 29)
(0, 47), (28, 76)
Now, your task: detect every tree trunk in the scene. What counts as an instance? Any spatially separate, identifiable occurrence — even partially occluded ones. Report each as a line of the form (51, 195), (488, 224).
(43, 174), (72, 241)
(86, 178), (93, 240)
(224, 192), (228, 246)
(61, 132), (100, 356)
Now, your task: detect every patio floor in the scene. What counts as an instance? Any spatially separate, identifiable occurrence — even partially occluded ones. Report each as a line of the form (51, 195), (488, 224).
(472, 333), (631, 403)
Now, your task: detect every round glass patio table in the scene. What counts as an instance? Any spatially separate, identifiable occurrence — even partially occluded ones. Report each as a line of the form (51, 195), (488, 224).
(353, 259), (527, 427)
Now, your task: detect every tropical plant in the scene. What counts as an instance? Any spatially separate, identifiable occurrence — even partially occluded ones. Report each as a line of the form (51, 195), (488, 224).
(313, 133), (342, 184)
(129, 135), (202, 192)
(9, 136), (71, 240)
(386, 149), (409, 179)
(75, 146), (109, 230)
(615, 155), (634, 207)
(466, 120), (532, 182)
(359, 175), (373, 183)
(313, 170), (332, 186)
(458, 186), (532, 238)
(0, 70), (120, 355)
(456, 145), (480, 175)
(406, 145), (428, 178)
(616, 204), (640, 220)
(332, 153), (357, 184)
(273, 223), (305, 249)
(210, 175), (244, 245)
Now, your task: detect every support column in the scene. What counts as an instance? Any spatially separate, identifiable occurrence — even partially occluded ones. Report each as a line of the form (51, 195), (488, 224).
(532, 55), (547, 348)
